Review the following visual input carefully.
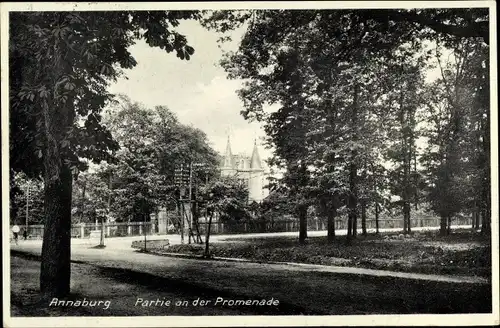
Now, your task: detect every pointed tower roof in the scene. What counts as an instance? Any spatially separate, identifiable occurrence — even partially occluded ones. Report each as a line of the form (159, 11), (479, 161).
(250, 140), (263, 170)
(222, 136), (234, 168)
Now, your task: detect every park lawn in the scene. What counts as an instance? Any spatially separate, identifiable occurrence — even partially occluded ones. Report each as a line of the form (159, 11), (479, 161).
(165, 229), (491, 278)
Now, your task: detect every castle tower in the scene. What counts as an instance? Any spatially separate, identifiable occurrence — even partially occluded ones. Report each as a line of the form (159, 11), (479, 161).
(221, 136), (236, 177)
(248, 140), (265, 202)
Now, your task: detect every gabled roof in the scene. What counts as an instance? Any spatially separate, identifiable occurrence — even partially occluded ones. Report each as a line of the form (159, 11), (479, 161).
(250, 140), (263, 170)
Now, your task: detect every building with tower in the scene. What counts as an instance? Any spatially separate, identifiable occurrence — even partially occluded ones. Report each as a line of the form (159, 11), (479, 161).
(220, 137), (269, 203)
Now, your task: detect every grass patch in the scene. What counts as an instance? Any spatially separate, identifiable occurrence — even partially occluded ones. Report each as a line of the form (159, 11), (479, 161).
(165, 230), (491, 277)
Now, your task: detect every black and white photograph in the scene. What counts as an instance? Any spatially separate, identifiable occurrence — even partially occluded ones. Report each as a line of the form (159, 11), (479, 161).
(2, 1), (498, 327)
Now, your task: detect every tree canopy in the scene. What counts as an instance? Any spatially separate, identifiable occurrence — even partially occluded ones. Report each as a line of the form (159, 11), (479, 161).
(10, 10), (202, 297)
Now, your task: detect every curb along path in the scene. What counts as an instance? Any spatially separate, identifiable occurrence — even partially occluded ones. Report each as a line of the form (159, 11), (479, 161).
(139, 250), (491, 285)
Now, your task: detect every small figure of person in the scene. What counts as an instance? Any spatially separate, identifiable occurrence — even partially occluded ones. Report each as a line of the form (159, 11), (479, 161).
(23, 229), (28, 240)
(12, 225), (20, 245)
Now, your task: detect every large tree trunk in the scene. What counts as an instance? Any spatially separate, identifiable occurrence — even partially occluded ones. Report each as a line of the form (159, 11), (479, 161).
(40, 163), (72, 297)
(347, 83), (359, 244)
(474, 198), (481, 230)
(480, 93), (490, 234)
(361, 199), (367, 237)
(352, 213), (358, 237)
(439, 214), (448, 236)
(327, 207), (336, 243)
(480, 208), (489, 234)
(407, 205), (412, 233)
(413, 153), (418, 211)
(403, 202), (411, 234)
(298, 204), (308, 244)
(347, 163), (358, 245)
(399, 69), (414, 235)
(40, 55), (74, 297)
(347, 215), (353, 241)
(471, 202), (477, 229)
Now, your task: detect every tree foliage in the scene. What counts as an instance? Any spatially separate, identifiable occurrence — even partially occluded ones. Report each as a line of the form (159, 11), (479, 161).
(203, 8), (490, 241)
(10, 10), (201, 297)
(101, 96), (220, 222)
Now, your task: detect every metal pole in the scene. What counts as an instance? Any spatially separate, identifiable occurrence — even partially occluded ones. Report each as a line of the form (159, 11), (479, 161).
(144, 221), (147, 251)
(188, 162), (193, 244)
(180, 164), (184, 244)
(180, 202), (184, 244)
(101, 173), (112, 246)
(25, 183), (30, 235)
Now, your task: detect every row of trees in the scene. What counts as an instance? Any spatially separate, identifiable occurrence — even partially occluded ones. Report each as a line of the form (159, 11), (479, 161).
(204, 9), (491, 243)
(72, 95), (221, 225)
(9, 9), (491, 298)
(11, 94), (250, 227)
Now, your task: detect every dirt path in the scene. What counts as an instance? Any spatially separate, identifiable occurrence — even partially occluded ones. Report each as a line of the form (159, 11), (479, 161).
(10, 256), (257, 316)
(10, 243), (492, 315)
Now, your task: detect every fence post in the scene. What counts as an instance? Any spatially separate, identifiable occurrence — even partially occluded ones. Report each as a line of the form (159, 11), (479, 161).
(139, 223), (143, 235)
(80, 224), (85, 239)
(127, 225), (132, 236)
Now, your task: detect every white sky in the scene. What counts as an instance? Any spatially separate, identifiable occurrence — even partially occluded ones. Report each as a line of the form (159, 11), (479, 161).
(108, 20), (272, 163)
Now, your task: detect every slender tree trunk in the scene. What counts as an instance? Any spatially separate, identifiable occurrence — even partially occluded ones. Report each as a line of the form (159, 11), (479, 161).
(408, 212), (412, 233)
(403, 209), (408, 233)
(413, 153), (418, 211)
(471, 204), (476, 229)
(480, 157), (490, 235)
(193, 201), (203, 243)
(100, 172), (111, 246)
(80, 181), (86, 223)
(403, 202), (411, 234)
(347, 215), (353, 242)
(180, 202), (185, 244)
(352, 218), (357, 237)
(447, 215), (452, 235)
(204, 212), (213, 257)
(298, 204), (308, 244)
(480, 208), (488, 234)
(40, 163), (72, 297)
(361, 199), (367, 237)
(348, 83), (359, 244)
(348, 163), (358, 244)
(375, 202), (380, 234)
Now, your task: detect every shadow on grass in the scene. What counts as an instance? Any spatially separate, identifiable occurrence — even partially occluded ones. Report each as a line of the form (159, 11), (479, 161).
(90, 245), (106, 249)
(10, 250), (315, 315)
(167, 230), (491, 278)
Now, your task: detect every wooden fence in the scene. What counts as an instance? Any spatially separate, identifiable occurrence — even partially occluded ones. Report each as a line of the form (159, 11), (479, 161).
(12, 215), (473, 239)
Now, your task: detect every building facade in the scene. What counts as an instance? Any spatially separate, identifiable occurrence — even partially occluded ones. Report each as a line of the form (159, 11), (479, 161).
(220, 137), (268, 203)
